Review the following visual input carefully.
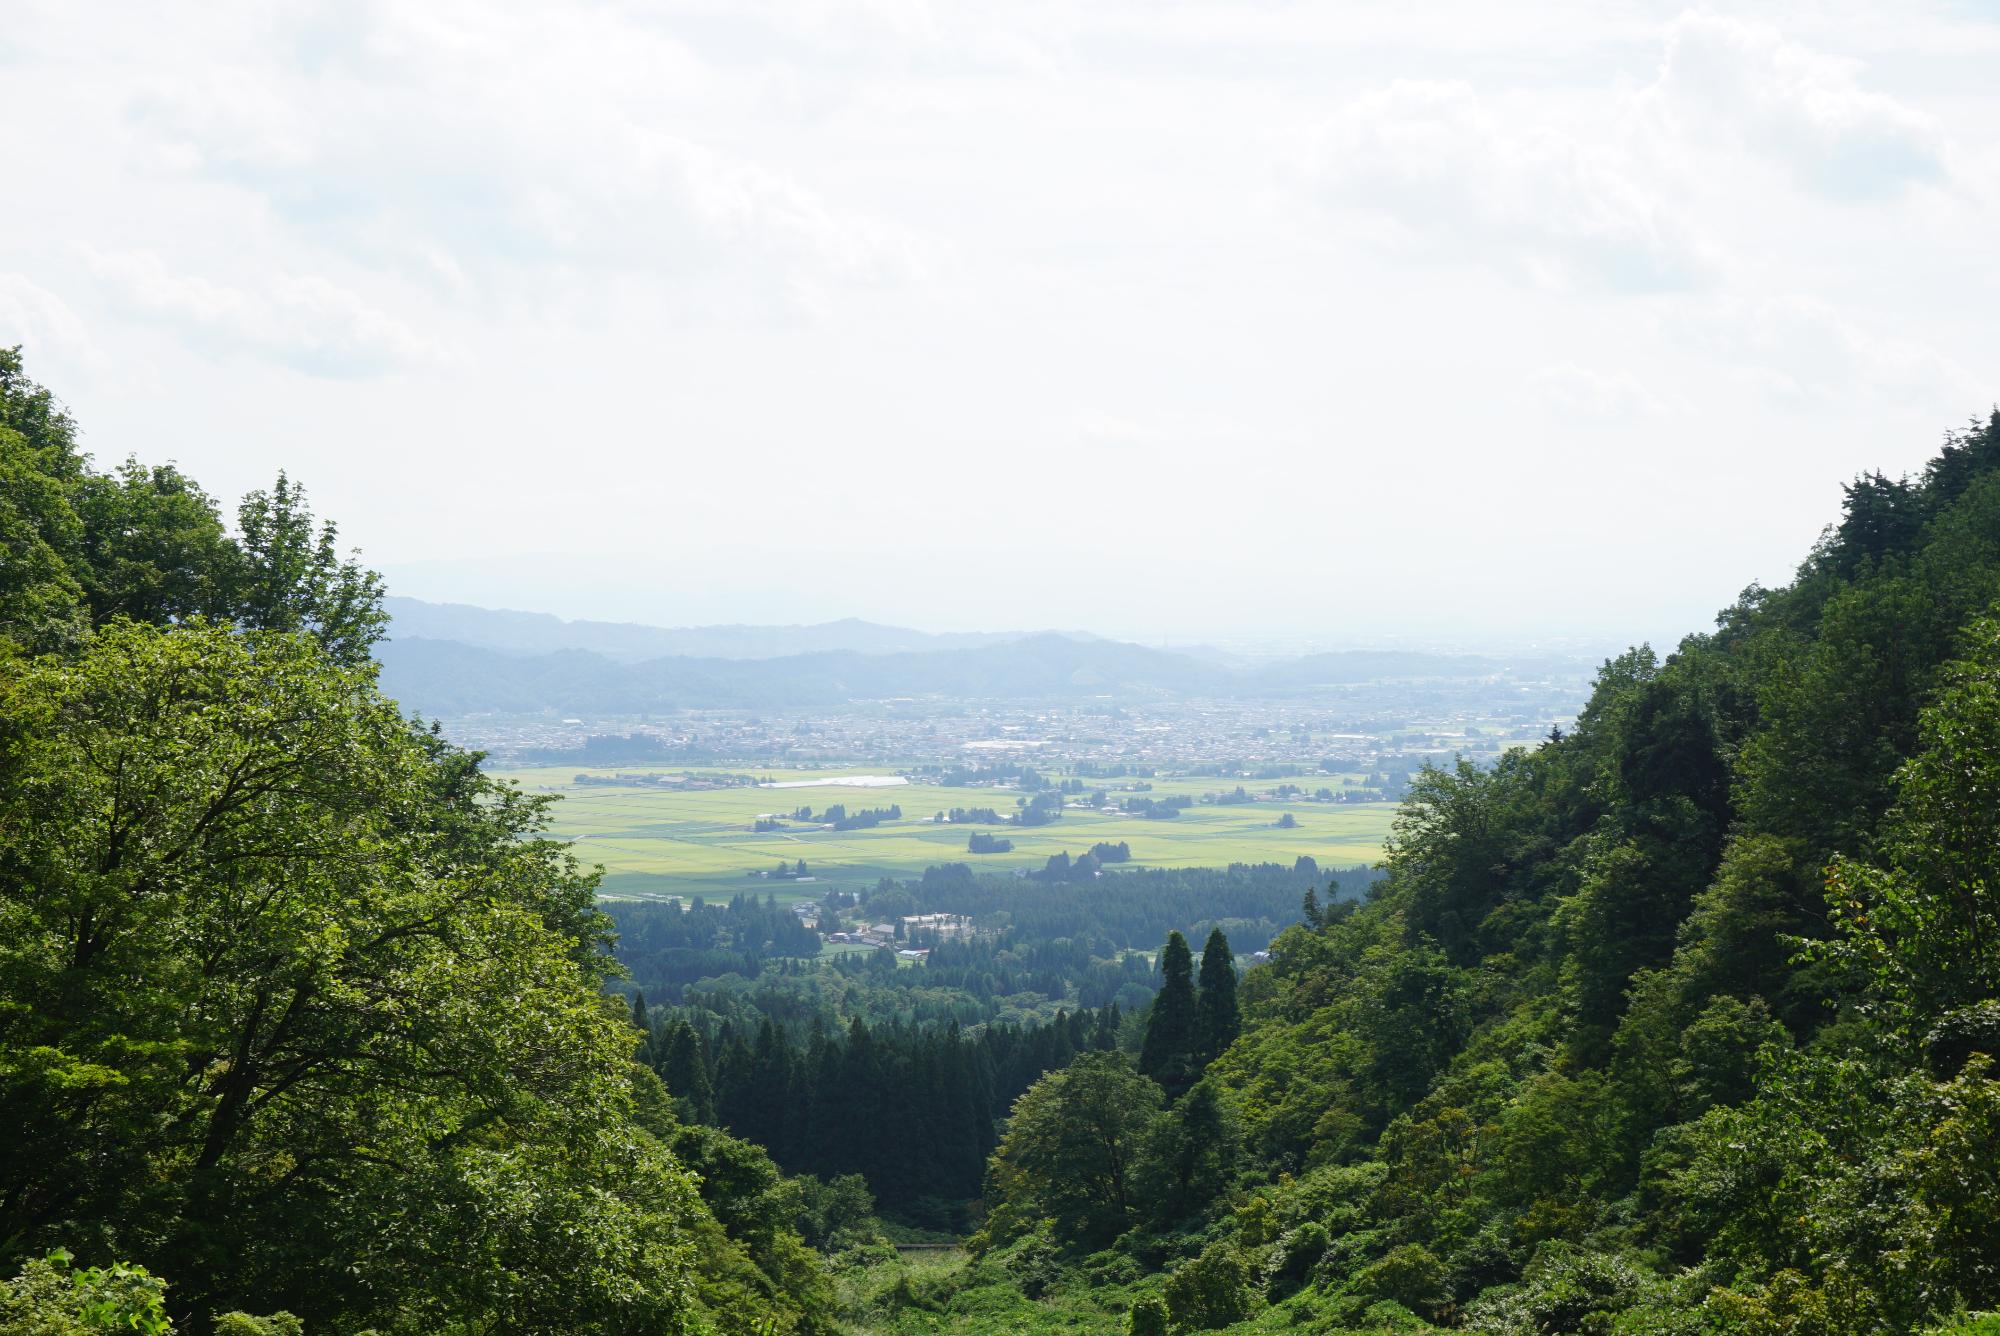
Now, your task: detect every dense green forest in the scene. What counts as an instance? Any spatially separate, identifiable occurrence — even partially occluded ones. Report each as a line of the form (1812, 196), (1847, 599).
(610, 864), (1364, 1227)
(6, 339), (2000, 1334)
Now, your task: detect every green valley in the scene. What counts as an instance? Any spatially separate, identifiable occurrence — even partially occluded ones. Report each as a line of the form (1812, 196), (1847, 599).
(487, 764), (1399, 900)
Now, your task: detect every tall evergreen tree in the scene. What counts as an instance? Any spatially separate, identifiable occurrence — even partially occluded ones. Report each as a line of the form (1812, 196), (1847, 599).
(1139, 931), (1199, 1100)
(1195, 928), (1240, 1063)
(660, 1021), (716, 1124)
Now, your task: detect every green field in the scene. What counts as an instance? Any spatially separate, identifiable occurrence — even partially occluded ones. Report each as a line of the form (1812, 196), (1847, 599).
(485, 765), (1397, 901)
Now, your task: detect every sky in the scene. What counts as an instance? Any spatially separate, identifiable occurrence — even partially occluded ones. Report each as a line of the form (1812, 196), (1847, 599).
(3, 0), (1997, 651)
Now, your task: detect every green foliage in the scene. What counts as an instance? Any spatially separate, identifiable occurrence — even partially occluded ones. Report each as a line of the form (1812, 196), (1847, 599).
(1141, 932), (1201, 1099)
(1461, 1244), (1646, 1334)
(1357, 1245), (1446, 1321)
(1133, 1078), (1243, 1229)
(1196, 929), (1241, 1063)
(1818, 618), (2000, 1034)
(0, 1251), (172, 1335)
(980, 1052), (1162, 1251)
(0, 352), (834, 1335)
(1261, 1221), (1328, 1300)
(229, 473), (387, 667)
(1128, 1292), (1170, 1336)
(209, 1314), (302, 1336)
(0, 621), (712, 1329)
(1161, 1242), (1253, 1332)
(1093, 409), (2000, 1335)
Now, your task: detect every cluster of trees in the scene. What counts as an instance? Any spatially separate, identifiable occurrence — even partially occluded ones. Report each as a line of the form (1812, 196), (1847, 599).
(0, 350), (839, 1333)
(814, 802), (903, 830)
(1015, 790), (1065, 826)
(968, 831), (1015, 853)
(1123, 794), (1193, 819)
(905, 861), (1366, 954)
(976, 931), (1243, 1252)
(606, 894), (821, 992)
(899, 409), (2000, 1334)
(935, 805), (1007, 824)
(646, 1006), (1128, 1226)
(1038, 850), (1111, 880)
(1090, 840), (1133, 863)
(656, 922), (1163, 1032)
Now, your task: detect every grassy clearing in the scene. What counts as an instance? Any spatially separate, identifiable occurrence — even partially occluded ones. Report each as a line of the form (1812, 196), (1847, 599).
(486, 765), (1396, 900)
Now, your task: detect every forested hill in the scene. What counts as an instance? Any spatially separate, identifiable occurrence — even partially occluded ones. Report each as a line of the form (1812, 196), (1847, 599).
(912, 408), (2000, 1335)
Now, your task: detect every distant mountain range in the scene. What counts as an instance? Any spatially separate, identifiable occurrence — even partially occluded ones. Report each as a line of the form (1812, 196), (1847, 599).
(377, 599), (1590, 716)
(383, 597), (1033, 661)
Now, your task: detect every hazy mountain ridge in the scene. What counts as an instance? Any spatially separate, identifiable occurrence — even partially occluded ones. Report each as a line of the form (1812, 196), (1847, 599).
(375, 619), (1583, 715)
(383, 596), (1034, 661)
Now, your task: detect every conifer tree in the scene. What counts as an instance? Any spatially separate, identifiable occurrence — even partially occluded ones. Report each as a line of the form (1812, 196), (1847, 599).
(1196, 929), (1240, 1063)
(1140, 931), (1199, 1099)
(631, 990), (653, 1064)
(661, 1021), (717, 1124)
(1094, 1001), (1122, 1051)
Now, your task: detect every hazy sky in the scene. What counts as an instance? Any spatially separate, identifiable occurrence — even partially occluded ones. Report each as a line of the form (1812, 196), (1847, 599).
(3, 1), (1996, 649)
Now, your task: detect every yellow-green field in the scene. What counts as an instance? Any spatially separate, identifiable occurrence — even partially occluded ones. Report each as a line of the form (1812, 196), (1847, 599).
(486, 765), (1397, 901)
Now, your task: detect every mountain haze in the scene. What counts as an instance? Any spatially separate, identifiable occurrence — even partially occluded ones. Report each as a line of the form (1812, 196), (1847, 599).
(375, 625), (1578, 715)
(383, 596), (1031, 661)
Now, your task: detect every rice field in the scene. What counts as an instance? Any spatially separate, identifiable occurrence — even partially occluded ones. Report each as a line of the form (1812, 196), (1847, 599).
(483, 764), (1399, 901)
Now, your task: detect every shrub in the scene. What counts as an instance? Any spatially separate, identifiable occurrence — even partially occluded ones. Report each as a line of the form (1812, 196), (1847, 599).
(212, 1316), (303, 1336)
(1464, 1245), (1643, 1335)
(994, 1229), (1069, 1300)
(1129, 1293), (1171, 1336)
(1264, 1222), (1329, 1299)
(1358, 1244), (1447, 1319)
(0, 1251), (173, 1335)
(1164, 1242), (1254, 1331)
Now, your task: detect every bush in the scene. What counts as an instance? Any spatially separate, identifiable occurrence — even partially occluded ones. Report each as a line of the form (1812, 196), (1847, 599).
(1264, 1222), (1329, 1299)
(1129, 1293), (1171, 1336)
(0, 1251), (173, 1335)
(1164, 1242), (1254, 1331)
(1360, 1299), (1432, 1331)
(1086, 1251), (1143, 1287)
(1358, 1244), (1447, 1319)
(1464, 1245), (1643, 1335)
(212, 1316), (303, 1336)
(994, 1229), (1069, 1300)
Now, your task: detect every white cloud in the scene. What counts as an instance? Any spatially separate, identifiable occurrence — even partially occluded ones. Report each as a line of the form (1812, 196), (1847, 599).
(1650, 12), (1949, 199)
(124, 3), (930, 316)
(1674, 295), (1976, 403)
(1301, 79), (1711, 293)
(81, 248), (450, 377)
(0, 0), (1995, 643)
(1530, 362), (1669, 419)
(0, 274), (98, 365)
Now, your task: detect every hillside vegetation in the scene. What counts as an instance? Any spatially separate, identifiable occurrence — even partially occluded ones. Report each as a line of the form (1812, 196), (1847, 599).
(860, 407), (2000, 1333)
